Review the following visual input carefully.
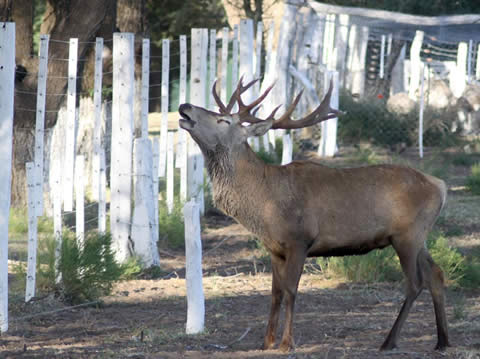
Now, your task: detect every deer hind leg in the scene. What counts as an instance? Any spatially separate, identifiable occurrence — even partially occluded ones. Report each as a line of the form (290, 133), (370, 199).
(381, 237), (424, 351)
(263, 254), (285, 350)
(417, 247), (450, 350)
(278, 249), (306, 352)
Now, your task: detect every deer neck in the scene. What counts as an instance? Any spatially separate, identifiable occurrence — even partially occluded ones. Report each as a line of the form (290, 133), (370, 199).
(204, 142), (267, 236)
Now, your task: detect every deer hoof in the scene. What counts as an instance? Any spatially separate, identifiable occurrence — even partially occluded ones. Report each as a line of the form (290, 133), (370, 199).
(434, 340), (451, 351)
(262, 340), (275, 350)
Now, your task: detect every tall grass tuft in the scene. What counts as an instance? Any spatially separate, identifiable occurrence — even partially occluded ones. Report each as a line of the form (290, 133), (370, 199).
(158, 197), (185, 249)
(466, 163), (480, 195)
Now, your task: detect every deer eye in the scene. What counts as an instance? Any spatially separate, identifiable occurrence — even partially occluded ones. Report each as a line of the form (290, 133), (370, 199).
(217, 118), (231, 125)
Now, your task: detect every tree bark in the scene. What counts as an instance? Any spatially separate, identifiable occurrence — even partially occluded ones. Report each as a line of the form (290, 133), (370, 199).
(11, 0), (116, 206)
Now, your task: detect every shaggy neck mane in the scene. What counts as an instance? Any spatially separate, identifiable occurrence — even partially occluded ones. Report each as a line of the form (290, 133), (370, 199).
(203, 142), (267, 236)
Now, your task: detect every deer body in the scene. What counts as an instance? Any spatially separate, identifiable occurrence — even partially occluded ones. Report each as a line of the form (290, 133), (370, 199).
(179, 79), (450, 352)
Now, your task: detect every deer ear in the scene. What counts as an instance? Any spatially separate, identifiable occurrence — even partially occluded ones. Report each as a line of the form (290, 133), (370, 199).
(245, 120), (273, 137)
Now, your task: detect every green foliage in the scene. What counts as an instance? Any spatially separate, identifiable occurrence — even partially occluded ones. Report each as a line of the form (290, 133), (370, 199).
(338, 91), (459, 149)
(158, 198), (185, 249)
(352, 146), (381, 165)
(427, 232), (466, 286)
(9, 208), (53, 235)
(58, 232), (122, 304)
(466, 163), (480, 195)
(317, 247), (402, 283)
(255, 147), (279, 165)
(119, 256), (144, 280)
(449, 152), (480, 167)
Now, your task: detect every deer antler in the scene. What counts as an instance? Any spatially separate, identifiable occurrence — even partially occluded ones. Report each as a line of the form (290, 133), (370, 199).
(212, 77), (340, 130)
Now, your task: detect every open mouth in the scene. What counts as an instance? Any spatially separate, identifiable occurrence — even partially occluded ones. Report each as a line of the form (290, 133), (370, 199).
(179, 107), (196, 129)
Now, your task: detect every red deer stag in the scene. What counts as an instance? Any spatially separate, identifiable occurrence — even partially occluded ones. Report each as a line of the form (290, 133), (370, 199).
(178, 78), (449, 352)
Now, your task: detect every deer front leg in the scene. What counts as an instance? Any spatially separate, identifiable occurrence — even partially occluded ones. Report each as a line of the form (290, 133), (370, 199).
(278, 249), (306, 352)
(263, 255), (284, 350)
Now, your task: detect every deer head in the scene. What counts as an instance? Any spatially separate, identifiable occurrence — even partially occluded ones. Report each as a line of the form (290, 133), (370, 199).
(178, 77), (340, 152)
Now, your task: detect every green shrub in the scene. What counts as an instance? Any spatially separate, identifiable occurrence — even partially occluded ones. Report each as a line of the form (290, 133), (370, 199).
(427, 232), (466, 287)
(58, 231), (122, 304)
(255, 147), (279, 165)
(466, 163), (480, 195)
(317, 247), (402, 283)
(158, 198), (185, 249)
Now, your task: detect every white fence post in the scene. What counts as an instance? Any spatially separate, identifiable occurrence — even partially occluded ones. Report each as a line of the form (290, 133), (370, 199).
(209, 29), (217, 111)
(52, 159), (62, 283)
(178, 35), (188, 203)
(166, 132), (175, 213)
(467, 39), (473, 83)
(159, 39), (170, 178)
(319, 71), (339, 157)
(408, 30), (424, 99)
(346, 25), (369, 96)
(92, 37), (104, 202)
(476, 43), (480, 80)
(451, 42), (468, 98)
(26, 162), (38, 302)
(419, 63), (425, 159)
(379, 34), (386, 79)
(189, 29), (207, 212)
(152, 137), (160, 242)
(141, 38), (150, 139)
(184, 201), (205, 334)
(281, 134), (293, 165)
(232, 24), (239, 88)
(0, 21), (15, 332)
(111, 33), (135, 262)
(132, 138), (160, 267)
(75, 155), (85, 243)
(335, 14), (349, 83)
(221, 27), (229, 104)
(34, 34), (49, 216)
(98, 148), (107, 233)
(64, 38), (79, 212)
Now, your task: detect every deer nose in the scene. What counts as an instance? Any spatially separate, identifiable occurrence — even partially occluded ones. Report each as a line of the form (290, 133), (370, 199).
(179, 103), (192, 113)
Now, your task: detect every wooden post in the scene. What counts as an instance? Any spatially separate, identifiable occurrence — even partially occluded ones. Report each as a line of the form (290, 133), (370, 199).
(75, 155), (85, 244)
(51, 158), (62, 283)
(189, 29), (207, 212)
(132, 138), (160, 267)
(92, 37), (103, 202)
(335, 14), (349, 84)
(451, 42), (468, 98)
(166, 132), (175, 213)
(408, 30), (424, 99)
(152, 137), (160, 242)
(281, 134), (293, 165)
(208, 29), (217, 111)
(261, 23), (277, 150)
(111, 33), (134, 262)
(232, 25), (239, 89)
(179, 35), (188, 202)
(379, 34), (386, 79)
(141, 38), (150, 139)
(98, 148), (107, 234)
(184, 201), (205, 334)
(0, 22), (15, 332)
(476, 44), (480, 80)
(391, 44), (406, 95)
(319, 71), (339, 157)
(467, 39), (473, 83)
(33, 34), (49, 216)
(159, 39), (170, 177)
(419, 63), (425, 159)
(26, 162), (38, 302)
(64, 38), (79, 212)
(221, 27), (229, 104)
(255, 21), (263, 96)
(346, 25), (369, 96)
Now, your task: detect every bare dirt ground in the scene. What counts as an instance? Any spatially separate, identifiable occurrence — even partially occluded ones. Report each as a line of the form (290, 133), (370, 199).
(2, 148), (480, 358)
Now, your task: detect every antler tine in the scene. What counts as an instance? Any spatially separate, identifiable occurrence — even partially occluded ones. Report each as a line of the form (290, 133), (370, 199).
(271, 78), (340, 130)
(238, 82), (275, 116)
(211, 79), (228, 114)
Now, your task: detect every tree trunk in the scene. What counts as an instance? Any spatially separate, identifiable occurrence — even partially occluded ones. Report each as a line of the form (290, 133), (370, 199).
(11, 0), (116, 206)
